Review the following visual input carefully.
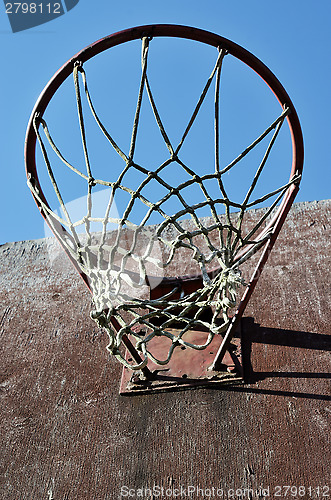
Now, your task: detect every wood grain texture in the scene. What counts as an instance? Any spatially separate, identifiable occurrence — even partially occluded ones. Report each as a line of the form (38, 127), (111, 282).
(0, 200), (330, 499)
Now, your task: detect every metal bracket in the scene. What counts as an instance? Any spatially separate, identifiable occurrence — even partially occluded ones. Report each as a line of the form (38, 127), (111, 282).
(119, 324), (244, 395)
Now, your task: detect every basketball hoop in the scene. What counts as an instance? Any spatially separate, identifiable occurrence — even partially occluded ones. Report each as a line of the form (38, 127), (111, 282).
(25, 25), (303, 393)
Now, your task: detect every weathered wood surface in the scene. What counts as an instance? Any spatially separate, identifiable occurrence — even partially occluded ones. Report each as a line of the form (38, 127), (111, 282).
(0, 200), (330, 499)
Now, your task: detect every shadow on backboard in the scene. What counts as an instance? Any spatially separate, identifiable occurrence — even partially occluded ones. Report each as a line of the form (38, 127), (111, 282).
(120, 318), (330, 400)
(235, 317), (331, 401)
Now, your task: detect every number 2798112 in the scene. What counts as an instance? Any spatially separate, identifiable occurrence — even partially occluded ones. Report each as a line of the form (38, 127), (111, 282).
(5, 3), (61, 14)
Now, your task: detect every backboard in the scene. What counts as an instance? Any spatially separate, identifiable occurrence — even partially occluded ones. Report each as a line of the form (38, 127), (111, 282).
(0, 199), (330, 497)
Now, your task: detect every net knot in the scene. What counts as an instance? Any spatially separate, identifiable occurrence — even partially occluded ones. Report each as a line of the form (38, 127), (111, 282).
(219, 268), (245, 291)
(34, 112), (42, 124)
(74, 60), (83, 71)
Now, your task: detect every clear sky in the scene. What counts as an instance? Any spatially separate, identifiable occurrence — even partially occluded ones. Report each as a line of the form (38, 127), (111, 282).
(1, 0), (330, 244)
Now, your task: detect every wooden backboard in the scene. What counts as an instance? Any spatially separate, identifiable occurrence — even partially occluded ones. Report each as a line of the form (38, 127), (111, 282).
(0, 200), (330, 499)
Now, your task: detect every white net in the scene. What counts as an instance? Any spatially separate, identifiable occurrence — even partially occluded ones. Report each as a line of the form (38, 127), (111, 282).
(28, 37), (300, 370)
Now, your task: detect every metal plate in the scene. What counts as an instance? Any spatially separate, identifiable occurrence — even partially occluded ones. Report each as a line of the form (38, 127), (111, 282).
(120, 328), (243, 394)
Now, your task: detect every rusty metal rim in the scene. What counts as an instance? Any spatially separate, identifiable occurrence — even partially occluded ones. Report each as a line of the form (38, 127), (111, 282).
(25, 24), (304, 292)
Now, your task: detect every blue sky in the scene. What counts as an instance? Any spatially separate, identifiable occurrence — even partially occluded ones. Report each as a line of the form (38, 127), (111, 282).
(1, 0), (330, 244)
